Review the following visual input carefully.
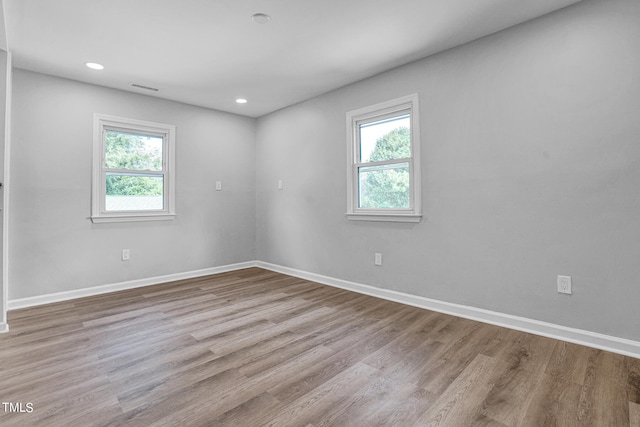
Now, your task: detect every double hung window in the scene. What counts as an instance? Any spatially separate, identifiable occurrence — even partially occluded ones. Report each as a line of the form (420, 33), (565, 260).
(91, 114), (176, 223)
(346, 94), (421, 222)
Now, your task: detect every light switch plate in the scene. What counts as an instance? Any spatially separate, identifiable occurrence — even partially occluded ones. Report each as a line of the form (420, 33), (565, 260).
(374, 253), (382, 266)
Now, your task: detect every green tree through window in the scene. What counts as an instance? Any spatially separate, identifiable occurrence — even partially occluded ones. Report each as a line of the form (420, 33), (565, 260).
(105, 131), (163, 197)
(359, 126), (411, 209)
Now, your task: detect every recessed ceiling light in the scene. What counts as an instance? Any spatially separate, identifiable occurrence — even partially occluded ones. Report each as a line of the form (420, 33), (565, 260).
(85, 62), (104, 70)
(235, 98), (248, 104)
(251, 13), (271, 24)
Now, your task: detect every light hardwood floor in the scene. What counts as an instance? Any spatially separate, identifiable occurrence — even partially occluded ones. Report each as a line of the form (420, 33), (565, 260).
(1, 268), (638, 426)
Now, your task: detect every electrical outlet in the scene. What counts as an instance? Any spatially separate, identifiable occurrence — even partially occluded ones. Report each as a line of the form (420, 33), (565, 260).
(122, 249), (130, 261)
(557, 275), (571, 294)
(215, 181), (222, 191)
(278, 180), (283, 190)
(374, 253), (382, 266)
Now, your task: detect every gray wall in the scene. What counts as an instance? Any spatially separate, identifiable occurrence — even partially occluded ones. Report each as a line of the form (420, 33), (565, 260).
(7, 0), (640, 343)
(10, 69), (256, 299)
(256, 0), (640, 341)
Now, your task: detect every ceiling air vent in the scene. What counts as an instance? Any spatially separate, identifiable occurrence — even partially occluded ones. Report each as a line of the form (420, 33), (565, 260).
(130, 83), (160, 92)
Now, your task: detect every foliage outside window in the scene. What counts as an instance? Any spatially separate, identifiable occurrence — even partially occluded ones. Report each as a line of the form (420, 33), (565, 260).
(346, 94), (421, 222)
(92, 114), (175, 223)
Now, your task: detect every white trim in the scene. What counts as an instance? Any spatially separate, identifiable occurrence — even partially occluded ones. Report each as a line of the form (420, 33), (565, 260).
(2, 51), (11, 328)
(345, 213), (422, 223)
(7, 258), (640, 359)
(91, 114), (176, 224)
(346, 93), (422, 222)
(0, 322), (8, 333)
(7, 261), (255, 310)
(90, 213), (176, 223)
(255, 261), (640, 360)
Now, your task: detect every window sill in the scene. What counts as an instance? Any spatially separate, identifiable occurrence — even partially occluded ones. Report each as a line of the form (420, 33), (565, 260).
(345, 212), (422, 223)
(90, 213), (176, 224)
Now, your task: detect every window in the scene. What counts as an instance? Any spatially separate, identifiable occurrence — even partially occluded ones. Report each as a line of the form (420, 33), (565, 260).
(92, 114), (175, 223)
(346, 94), (421, 222)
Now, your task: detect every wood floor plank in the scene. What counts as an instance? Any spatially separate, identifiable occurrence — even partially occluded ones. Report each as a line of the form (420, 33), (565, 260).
(627, 356), (640, 404)
(354, 382), (438, 427)
(413, 353), (505, 426)
(116, 352), (239, 412)
(361, 310), (442, 371)
(376, 339), (446, 386)
(576, 350), (630, 425)
(211, 392), (283, 427)
(0, 267), (637, 426)
(415, 320), (501, 395)
(1, 375), (120, 427)
(208, 306), (335, 357)
(630, 401), (640, 427)
(105, 368), (247, 427)
(519, 372), (583, 426)
(481, 333), (557, 426)
(260, 362), (380, 427)
(265, 320), (401, 404)
(171, 292), (289, 327)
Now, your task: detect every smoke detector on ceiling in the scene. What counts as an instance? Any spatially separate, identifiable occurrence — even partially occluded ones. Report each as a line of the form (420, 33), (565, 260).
(251, 13), (271, 24)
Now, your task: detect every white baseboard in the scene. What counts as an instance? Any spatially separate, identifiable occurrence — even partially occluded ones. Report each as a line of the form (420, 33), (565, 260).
(7, 261), (257, 311)
(7, 259), (640, 359)
(256, 261), (640, 360)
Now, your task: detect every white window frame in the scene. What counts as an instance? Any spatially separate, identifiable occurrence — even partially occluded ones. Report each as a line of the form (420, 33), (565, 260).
(346, 94), (422, 222)
(91, 114), (176, 223)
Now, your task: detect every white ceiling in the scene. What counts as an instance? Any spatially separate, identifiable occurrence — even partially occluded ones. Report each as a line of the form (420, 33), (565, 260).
(2, 0), (582, 118)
